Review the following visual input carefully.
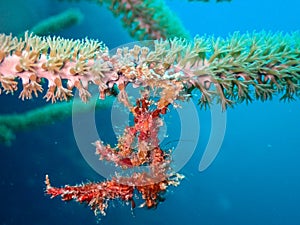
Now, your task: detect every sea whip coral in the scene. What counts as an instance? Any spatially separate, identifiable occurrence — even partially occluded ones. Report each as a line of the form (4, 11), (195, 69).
(0, 31), (300, 215)
(1, 32), (300, 108)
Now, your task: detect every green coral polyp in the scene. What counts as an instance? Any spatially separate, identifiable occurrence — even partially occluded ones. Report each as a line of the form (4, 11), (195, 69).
(189, 32), (300, 108)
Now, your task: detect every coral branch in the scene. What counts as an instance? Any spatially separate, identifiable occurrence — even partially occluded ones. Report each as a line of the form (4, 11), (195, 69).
(187, 0), (231, 2)
(28, 8), (83, 36)
(1, 32), (300, 109)
(0, 32), (108, 102)
(0, 96), (114, 146)
(85, 0), (190, 40)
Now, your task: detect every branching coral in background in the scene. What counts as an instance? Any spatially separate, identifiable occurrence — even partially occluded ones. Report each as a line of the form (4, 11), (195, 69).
(0, 96), (114, 146)
(64, 0), (190, 40)
(104, 0), (190, 39)
(187, 0), (231, 2)
(29, 8), (84, 36)
(59, 0), (232, 40)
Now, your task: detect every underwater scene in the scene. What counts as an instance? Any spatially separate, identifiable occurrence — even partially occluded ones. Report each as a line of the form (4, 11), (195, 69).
(0, 0), (300, 225)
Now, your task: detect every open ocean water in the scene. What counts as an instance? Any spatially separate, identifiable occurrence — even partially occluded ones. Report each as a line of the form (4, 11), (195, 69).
(0, 0), (300, 225)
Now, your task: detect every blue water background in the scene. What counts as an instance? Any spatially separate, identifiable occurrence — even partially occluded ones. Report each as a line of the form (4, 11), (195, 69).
(0, 0), (300, 225)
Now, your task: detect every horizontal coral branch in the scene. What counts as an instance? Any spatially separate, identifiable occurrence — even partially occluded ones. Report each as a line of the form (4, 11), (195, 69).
(0, 32), (107, 102)
(0, 96), (114, 146)
(0, 31), (300, 109)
